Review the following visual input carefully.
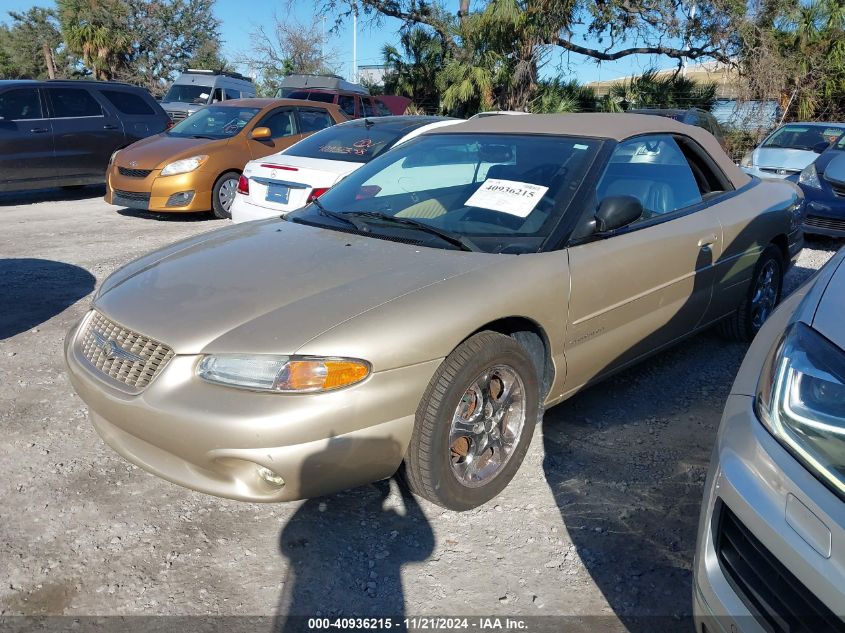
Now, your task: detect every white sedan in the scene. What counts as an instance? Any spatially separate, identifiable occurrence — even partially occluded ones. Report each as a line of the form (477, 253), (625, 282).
(231, 116), (460, 223)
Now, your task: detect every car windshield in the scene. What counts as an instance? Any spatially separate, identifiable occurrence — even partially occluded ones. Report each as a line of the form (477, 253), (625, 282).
(168, 106), (261, 139)
(284, 124), (410, 163)
(163, 84), (213, 105)
(762, 125), (845, 150)
(288, 133), (600, 253)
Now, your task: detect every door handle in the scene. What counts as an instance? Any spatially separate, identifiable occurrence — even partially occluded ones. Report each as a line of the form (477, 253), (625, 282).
(698, 234), (718, 248)
(30, 127), (48, 133)
(103, 124), (119, 130)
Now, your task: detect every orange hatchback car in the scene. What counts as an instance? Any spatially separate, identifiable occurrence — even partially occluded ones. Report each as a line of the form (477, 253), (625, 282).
(105, 98), (346, 218)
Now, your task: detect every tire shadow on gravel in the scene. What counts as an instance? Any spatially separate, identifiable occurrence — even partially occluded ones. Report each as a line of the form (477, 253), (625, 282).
(0, 184), (105, 206)
(541, 329), (747, 633)
(116, 208), (219, 222)
(274, 439), (434, 633)
(0, 258), (95, 339)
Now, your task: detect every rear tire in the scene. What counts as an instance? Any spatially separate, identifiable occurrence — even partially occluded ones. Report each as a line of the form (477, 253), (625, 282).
(402, 331), (540, 511)
(718, 244), (784, 342)
(211, 171), (239, 219)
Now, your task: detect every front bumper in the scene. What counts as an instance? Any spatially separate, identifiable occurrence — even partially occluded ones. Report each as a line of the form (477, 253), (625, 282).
(693, 394), (845, 632)
(802, 199), (845, 237)
(65, 313), (441, 502)
(105, 168), (213, 213)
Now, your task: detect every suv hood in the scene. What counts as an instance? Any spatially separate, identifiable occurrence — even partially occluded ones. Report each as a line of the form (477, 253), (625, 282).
(118, 134), (227, 170)
(94, 219), (489, 355)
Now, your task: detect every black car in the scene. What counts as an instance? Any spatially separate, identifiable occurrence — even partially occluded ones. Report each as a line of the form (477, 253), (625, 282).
(630, 107), (727, 150)
(797, 135), (845, 237)
(0, 80), (170, 192)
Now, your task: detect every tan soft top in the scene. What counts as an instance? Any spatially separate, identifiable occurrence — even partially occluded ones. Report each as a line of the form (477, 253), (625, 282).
(434, 113), (750, 189)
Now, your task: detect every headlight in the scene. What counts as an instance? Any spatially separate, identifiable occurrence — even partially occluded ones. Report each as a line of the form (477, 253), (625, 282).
(741, 151), (754, 168)
(798, 162), (822, 189)
(196, 354), (371, 393)
(160, 155), (208, 176)
(756, 322), (845, 497)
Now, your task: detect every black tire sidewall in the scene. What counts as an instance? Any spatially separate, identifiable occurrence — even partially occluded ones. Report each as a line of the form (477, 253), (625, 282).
(424, 336), (539, 511)
(211, 172), (239, 219)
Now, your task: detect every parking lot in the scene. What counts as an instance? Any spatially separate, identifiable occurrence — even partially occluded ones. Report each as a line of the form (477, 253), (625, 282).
(0, 186), (841, 630)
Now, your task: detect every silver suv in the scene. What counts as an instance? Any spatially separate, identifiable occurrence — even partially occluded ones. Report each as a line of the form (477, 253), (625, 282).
(160, 69), (256, 123)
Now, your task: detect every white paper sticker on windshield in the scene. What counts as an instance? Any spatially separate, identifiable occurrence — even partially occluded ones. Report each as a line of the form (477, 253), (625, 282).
(464, 179), (549, 218)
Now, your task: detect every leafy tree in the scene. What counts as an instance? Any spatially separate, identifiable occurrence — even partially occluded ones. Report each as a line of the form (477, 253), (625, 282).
(382, 27), (445, 112)
(0, 7), (68, 79)
(57, 0), (132, 80)
(531, 78), (599, 112)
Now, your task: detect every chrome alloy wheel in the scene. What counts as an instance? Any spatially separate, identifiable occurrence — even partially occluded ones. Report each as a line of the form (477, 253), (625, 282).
(218, 177), (238, 211)
(449, 364), (527, 487)
(751, 259), (779, 331)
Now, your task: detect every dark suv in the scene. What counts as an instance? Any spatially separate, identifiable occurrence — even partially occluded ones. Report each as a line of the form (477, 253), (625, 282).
(0, 80), (170, 192)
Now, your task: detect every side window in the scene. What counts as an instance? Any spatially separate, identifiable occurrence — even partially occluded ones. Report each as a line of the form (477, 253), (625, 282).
(596, 135), (702, 222)
(362, 98), (376, 117)
(337, 94), (355, 117)
(225, 88), (240, 100)
(47, 88), (102, 117)
(99, 90), (154, 115)
(211, 88), (223, 103)
(0, 88), (43, 120)
(354, 96), (363, 117)
(297, 108), (334, 133)
(375, 99), (392, 116)
(257, 108), (296, 138)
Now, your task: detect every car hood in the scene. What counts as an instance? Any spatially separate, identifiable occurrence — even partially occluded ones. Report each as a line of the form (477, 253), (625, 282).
(94, 219), (490, 356)
(117, 134), (228, 170)
(753, 147), (817, 171)
(811, 248), (845, 351)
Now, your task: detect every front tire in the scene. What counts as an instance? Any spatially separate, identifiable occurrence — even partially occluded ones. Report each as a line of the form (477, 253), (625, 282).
(718, 244), (784, 342)
(403, 331), (540, 511)
(211, 171), (239, 219)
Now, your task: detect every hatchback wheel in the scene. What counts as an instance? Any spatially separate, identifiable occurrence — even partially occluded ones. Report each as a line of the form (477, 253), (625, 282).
(212, 171), (239, 219)
(719, 244), (784, 342)
(403, 331), (540, 510)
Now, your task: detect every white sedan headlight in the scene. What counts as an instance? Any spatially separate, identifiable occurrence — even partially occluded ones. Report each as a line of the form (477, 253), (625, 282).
(756, 322), (845, 497)
(798, 162), (822, 189)
(196, 354), (370, 393)
(160, 155), (208, 176)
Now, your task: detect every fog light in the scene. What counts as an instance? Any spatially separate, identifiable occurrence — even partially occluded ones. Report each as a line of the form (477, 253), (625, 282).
(165, 190), (195, 207)
(256, 465), (285, 487)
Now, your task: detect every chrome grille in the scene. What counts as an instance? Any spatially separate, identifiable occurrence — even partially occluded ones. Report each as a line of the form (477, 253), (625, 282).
(167, 110), (188, 122)
(78, 312), (174, 392)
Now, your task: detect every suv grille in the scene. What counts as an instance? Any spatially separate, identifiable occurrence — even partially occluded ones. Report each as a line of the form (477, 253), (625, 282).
(118, 166), (152, 178)
(78, 311), (174, 392)
(167, 110), (188, 122)
(805, 215), (845, 232)
(716, 504), (845, 633)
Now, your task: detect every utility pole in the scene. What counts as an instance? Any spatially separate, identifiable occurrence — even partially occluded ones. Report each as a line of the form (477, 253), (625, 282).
(352, 4), (358, 83)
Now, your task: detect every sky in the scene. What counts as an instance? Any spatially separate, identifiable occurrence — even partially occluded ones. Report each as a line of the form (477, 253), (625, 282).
(0, 0), (686, 84)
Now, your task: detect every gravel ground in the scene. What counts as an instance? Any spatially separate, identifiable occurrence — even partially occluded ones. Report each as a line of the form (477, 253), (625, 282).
(0, 187), (841, 631)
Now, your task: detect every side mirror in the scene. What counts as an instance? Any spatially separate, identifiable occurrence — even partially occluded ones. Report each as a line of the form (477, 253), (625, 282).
(250, 126), (271, 140)
(813, 141), (830, 154)
(595, 195), (643, 233)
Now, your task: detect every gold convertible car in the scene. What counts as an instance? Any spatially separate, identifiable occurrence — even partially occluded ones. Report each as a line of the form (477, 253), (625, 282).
(66, 114), (805, 510)
(105, 98), (346, 218)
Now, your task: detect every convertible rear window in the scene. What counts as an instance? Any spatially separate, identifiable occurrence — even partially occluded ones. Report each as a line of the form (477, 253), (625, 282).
(284, 124), (409, 163)
(290, 133), (600, 253)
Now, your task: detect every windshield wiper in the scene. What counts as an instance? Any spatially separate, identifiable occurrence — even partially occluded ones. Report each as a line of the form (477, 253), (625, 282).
(189, 134), (217, 140)
(346, 211), (478, 252)
(310, 198), (369, 231)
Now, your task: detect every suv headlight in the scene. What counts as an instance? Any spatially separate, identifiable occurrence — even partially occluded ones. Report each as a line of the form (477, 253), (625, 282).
(756, 322), (845, 497)
(798, 162), (822, 189)
(160, 155), (208, 176)
(196, 354), (371, 393)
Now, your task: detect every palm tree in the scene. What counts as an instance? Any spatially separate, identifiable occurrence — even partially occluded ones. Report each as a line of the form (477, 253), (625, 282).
(382, 27), (445, 112)
(57, 0), (131, 80)
(609, 68), (717, 111)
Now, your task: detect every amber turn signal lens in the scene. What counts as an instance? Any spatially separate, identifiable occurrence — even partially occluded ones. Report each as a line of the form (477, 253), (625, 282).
(282, 359), (369, 392)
